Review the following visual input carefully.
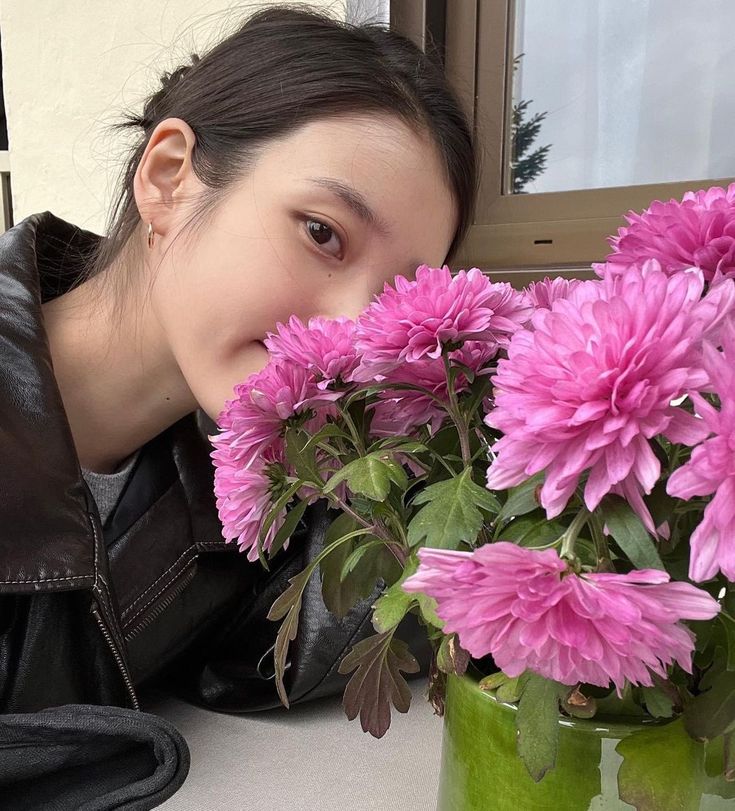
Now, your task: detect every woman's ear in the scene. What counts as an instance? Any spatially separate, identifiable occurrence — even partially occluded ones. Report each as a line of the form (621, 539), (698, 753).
(133, 117), (199, 241)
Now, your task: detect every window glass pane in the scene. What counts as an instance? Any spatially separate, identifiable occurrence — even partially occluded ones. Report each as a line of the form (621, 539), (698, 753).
(509, 0), (735, 194)
(346, 0), (390, 24)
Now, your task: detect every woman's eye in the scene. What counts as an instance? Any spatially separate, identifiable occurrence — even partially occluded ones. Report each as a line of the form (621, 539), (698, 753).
(305, 218), (343, 259)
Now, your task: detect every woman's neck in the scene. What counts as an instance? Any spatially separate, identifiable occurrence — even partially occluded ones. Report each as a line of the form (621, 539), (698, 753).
(40, 268), (198, 473)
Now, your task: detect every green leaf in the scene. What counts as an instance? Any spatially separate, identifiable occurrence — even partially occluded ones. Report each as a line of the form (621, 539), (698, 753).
(340, 539), (387, 580)
(461, 374), (493, 420)
(720, 612), (735, 671)
(600, 494), (666, 570)
(319, 513), (391, 619)
(496, 676), (525, 703)
(645, 479), (678, 532)
(381, 456), (409, 492)
(700, 645), (728, 691)
(407, 468), (498, 549)
(595, 684), (646, 718)
(449, 358), (476, 384)
(321, 544), (384, 619)
(516, 672), (564, 782)
(372, 557), (418, 632)
(285, 427), (322, 484)
(478, 671), (510, 692)
(496, 472), (544, 525)
(267, 521), (377, 702)
(323, 454), (392, 501)
(338, 631), (420, 738)
(368, 438), (429, 454)
(424, 425), (462, 477)
(268, 498), (309, 558)
(500, 511), (567, 548)
(267, 568), (311, 623)
(436, 633), (470, 676)
(415, 592), (444, 629)
(641, 686), (675, 718)
(266, 567), (312, 708)
(346, 394), (373, 438)
(702, 733), (735, 798)
(684, 669), (735, 740)
(302, 421), (352, 452)
(617, 718), (705, 811)
(348, 493), (377, 518)
(257, 478), (306, 569)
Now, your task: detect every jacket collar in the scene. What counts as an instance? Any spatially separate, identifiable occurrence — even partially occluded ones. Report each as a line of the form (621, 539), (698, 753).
(0, 212), (104, 593)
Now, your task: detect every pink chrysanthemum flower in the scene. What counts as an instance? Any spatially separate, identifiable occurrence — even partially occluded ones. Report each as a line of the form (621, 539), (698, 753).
(350, 265), (532, 382)
(368, 366), (449, 437)
(402, 543), (720, 691)
(209, 358), (344, 558)
(212, 450), (288, 561)
(525, 277), (584, 310)
(484, 262), (731, 530)
(368, 339), (498, 437)
(263, 315), (358, 391)
(593, 183), (735, 282)
(667, 323), (735, 582)
(210, 360), (341, 470)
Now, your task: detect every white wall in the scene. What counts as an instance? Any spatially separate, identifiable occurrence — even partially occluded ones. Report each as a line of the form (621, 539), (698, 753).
(0, 0), (348, 233)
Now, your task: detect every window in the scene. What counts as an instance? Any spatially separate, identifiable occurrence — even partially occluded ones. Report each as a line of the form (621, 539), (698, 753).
(392, 0), (735, 283)
(346, 0), (390, 25)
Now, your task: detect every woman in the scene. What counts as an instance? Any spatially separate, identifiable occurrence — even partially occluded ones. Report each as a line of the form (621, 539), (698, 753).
(0, 1), (476, 758)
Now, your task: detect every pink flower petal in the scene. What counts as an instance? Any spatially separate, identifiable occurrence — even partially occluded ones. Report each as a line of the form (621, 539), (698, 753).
(403, 543), (720, 691)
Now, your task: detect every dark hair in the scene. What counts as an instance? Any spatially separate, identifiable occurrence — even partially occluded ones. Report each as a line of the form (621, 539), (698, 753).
(80, 3), (478, 320)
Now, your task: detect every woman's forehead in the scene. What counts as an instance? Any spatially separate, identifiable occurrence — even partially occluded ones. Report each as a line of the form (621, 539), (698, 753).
(248, 116), (458, 259)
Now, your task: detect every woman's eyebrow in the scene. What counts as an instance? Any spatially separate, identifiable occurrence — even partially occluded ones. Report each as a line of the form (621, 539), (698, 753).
(306, 176), (392, 237)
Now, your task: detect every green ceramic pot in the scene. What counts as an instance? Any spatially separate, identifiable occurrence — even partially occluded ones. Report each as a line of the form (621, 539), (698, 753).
(436, 667), (734, 811)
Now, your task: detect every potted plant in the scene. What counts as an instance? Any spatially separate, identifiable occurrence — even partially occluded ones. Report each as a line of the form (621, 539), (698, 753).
(209, 184), (735, 810)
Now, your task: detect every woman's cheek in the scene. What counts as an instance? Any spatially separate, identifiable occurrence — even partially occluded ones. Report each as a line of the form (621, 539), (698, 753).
(197, 338), (271, 425)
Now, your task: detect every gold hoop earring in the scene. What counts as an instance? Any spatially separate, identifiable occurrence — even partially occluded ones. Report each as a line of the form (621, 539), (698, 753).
(147, 222), (155, 249)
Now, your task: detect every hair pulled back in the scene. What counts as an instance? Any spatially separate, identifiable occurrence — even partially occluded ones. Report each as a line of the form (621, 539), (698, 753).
(80, 3), (478, 312)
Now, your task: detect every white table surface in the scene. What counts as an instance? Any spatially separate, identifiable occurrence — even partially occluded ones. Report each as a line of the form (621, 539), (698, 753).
(141, 677), (443, 810)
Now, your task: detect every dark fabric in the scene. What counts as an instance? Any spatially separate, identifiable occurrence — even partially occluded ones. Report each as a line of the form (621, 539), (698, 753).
(0, 703), (189, 810)
(157, 496), (434, 713)
(0, 212), (97, 594)
(0, 211), (265, 715)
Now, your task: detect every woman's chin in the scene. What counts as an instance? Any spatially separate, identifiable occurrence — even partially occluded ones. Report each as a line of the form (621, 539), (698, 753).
(195, 341), (271, 426)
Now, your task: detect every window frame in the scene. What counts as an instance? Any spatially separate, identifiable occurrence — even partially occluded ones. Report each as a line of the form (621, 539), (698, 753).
(391, 0), (735, 279)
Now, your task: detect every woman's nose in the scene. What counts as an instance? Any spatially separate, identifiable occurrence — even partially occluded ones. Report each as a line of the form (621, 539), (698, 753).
(314, 272), (384, 322)
(317, 298), (371, 323)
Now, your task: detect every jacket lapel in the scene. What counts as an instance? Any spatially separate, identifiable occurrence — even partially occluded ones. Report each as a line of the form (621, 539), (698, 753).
(0, 211), (100, 594)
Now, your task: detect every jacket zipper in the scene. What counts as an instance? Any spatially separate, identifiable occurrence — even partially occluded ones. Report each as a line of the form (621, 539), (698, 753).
(90, 599), (140, 711)
(122, 563), (198, 641)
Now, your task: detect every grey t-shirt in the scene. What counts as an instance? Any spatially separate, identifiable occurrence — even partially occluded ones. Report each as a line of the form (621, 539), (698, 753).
(81, 448), (141, 525)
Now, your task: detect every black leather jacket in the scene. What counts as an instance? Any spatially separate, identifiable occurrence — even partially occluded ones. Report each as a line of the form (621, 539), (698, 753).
(0, 211), (430, 717)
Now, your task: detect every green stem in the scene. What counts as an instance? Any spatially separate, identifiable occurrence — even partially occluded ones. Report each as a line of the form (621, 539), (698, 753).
(337, 404), (365, 456)
(560, 507), (590, 561)
(667, 442), (683, 477)
(324, 490), (406, 566)
(442, 353), (472, 468)
(457, 422), (472, 468)
(588, 511), (610, 567)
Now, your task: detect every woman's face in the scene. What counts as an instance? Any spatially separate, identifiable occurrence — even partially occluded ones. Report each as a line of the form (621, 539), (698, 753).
(139, 114), (459, 423)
